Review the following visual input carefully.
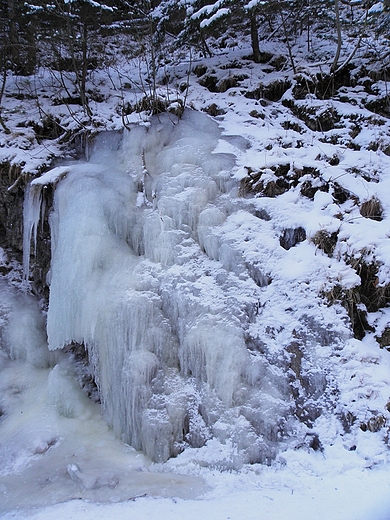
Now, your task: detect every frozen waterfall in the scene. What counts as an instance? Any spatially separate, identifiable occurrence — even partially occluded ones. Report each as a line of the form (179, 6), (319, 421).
(25, 110), (290, 466)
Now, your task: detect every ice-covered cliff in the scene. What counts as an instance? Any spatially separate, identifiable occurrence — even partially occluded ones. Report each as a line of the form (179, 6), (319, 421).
(18, 109), (360, 467)
(39, 111), (282, 464)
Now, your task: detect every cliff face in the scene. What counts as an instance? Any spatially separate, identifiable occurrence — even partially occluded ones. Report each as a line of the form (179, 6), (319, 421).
(0, 162), (52, 299)
(0, 163), (25, 256)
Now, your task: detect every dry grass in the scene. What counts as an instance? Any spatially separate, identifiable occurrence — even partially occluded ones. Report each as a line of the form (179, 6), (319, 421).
(311, 230), (338, 257)
(360, 196), (383, 221)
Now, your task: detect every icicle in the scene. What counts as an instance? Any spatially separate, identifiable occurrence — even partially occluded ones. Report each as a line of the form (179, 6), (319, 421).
(22, 166), (70, 284)
(22, 183), (43, 284)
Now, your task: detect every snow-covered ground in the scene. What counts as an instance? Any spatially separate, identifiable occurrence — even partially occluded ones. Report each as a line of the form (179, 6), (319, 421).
(1, 31), (390, 519)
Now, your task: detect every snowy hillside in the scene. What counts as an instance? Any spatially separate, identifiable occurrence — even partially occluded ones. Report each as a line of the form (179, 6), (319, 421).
(1, 21), (390, 519)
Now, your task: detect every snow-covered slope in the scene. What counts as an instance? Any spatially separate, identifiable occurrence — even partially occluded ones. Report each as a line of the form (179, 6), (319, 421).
(1, 31), (390, 518)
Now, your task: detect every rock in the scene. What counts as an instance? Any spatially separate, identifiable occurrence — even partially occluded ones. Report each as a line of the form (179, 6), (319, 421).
(198, 74), (219, 92)
(280, 227), (306, 250)
(249, 109), (265, 119)
(217, 76), (238, 92)
(203, 103), (227, 117)
(246, 79), (292, 102)
(193, 64), (208, 77)
(375, 327), (390, 349)
(0, 163), (26, 257)
(282, 98), (341, 131)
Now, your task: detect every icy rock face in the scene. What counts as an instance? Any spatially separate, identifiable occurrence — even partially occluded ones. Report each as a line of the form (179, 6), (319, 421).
(45, 110), (290, 465)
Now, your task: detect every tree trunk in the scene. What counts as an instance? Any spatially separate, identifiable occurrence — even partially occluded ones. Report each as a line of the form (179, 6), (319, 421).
(80, 22), (91, 117)
(279, 7), (296, 74)
(7, 0), (36, 74)
(7, 0), (20, 69)
(0, 68), (11, 134)
(250, 14), (261, 64)
(331, 0), (342, 73)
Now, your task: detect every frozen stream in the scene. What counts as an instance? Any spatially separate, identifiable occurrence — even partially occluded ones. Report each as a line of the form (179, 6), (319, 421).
(0, 278), (206, 515)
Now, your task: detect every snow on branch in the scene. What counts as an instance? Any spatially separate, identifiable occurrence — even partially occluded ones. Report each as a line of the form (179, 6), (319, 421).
(244, 0), (267, 10)
(26, 4), (45, 12)
(368, 1), (384, 13)
(191, 0), (229, 20)
(63, 0), (115, 10)
(200, 8), (230, 28)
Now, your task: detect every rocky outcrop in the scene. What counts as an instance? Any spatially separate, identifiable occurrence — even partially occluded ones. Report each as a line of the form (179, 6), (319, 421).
(0, 162), (26, 257)
(0, 162), (52, 299)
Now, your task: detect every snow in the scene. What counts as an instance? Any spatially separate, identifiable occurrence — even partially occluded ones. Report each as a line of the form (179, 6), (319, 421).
(30, 166), (70, 186)
(200, 9), (230, 29)
(192, 0), (228, 20)
(1, 20), (390, 520)
(7, 471), (390, 520)
(368, 1), (384, 13)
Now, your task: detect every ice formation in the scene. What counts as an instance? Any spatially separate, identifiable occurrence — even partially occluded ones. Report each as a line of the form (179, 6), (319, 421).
(25, 110), (294, 466)
(23, 183), (43, 283)
(23, 166), (69, 283)
(0, 278), (50, 369)
(0, 277), (206, 513)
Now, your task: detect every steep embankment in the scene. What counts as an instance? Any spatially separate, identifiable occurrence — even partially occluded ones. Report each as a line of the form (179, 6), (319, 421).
(1, 38), (390, 469)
